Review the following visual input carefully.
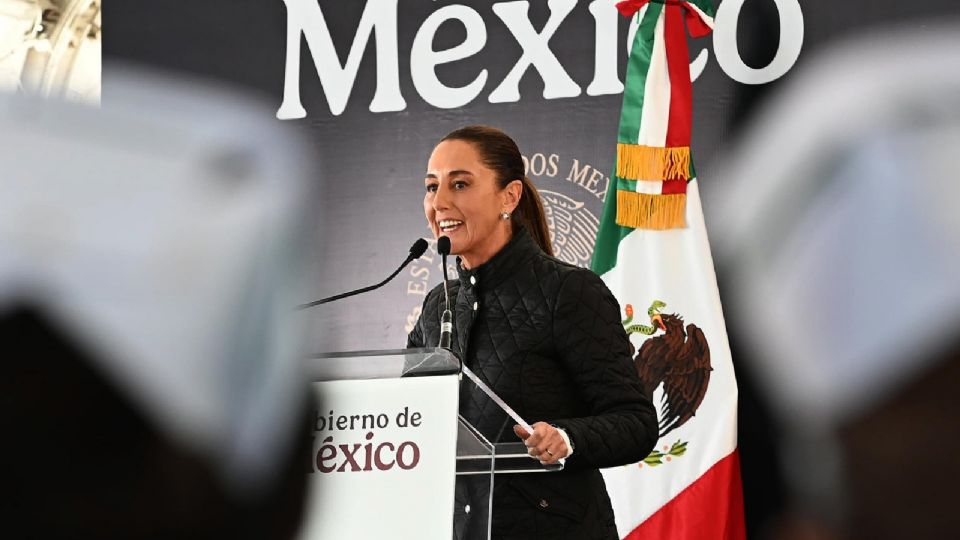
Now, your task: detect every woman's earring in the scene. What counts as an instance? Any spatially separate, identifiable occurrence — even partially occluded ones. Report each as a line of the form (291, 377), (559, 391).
(500, 212), (510, 220)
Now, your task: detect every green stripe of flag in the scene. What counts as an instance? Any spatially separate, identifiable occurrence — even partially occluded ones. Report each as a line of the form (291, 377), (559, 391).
(686, 0), (717, 18)
(594, 3), (664, 276)
(617, 3), (663, 145)
(591, 171), (634, 276)
(617, 175), (638, 192)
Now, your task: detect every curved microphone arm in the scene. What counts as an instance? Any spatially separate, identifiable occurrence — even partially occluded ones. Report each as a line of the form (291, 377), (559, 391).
(296, 238), (428, 310)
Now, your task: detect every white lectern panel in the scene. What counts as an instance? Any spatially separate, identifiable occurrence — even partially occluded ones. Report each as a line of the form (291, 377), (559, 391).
(299, 374), (459, 540)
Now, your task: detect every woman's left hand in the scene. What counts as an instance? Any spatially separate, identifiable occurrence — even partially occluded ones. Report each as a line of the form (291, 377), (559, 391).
(513, 422), (567, 465)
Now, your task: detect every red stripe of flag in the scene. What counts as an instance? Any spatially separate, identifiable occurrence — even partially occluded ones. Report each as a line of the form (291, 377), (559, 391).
(683, 3), (713, 38)
(663, 4), (693, 148)
(661, 179), (688, 194)
(623, 450), (746, 540)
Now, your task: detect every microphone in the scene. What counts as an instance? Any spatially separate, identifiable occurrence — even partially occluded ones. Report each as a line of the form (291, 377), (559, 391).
(437, 236), (453, 349)
(297, 238), (429, 309)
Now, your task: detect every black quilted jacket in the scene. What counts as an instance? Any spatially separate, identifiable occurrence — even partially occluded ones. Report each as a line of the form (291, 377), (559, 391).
(407, 229), (658, 540)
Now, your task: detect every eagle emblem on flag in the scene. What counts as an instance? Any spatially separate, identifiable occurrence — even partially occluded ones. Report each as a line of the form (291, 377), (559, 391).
(623, 300), (713, 465)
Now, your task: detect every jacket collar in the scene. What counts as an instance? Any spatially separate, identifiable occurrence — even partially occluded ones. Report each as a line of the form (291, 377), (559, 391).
(457, 227), (540, 290)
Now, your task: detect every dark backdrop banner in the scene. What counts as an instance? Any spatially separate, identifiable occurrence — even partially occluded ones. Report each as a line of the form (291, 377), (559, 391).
(103, 2), (960, 537)
(102, 0), (954, 354)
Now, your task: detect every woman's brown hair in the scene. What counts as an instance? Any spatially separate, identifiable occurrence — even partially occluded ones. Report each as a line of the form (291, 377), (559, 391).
(440, 125), (554, 256)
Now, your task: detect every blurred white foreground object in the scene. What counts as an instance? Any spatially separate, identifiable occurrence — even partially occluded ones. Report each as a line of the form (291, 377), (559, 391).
(716, 22), (960, 433)
(0, 66), (320, 495)
(714, 22), (960, 535)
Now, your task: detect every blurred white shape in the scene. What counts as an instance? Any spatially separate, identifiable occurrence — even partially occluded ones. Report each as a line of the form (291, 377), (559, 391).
(714, 22), (960, 432)
(0, 67), (321, 495)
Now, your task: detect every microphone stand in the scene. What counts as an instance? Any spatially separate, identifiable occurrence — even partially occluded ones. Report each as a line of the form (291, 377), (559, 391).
(437, 236), (453, 349)
(297, 239), (427, 309)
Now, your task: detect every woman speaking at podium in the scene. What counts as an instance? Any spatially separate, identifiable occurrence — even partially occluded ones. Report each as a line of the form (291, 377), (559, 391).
(407, 126), (658, 540)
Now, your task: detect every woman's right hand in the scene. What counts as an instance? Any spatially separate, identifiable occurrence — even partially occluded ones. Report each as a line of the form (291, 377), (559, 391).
(514, 422), (568, 465)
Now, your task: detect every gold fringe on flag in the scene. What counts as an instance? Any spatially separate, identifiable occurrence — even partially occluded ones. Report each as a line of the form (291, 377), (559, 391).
(615, 190), (686, 229)
(616, 143), (691, 181)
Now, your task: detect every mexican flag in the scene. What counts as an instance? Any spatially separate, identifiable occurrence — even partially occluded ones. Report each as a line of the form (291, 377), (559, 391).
(591, 1), (745, 538)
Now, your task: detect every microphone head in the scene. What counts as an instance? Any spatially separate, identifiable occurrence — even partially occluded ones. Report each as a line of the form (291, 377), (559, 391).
(410, 238), (429, 258)
(437, 236), (451, 256)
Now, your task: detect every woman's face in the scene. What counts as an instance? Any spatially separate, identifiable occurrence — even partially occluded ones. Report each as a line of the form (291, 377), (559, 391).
(424, 139), (519, 268)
